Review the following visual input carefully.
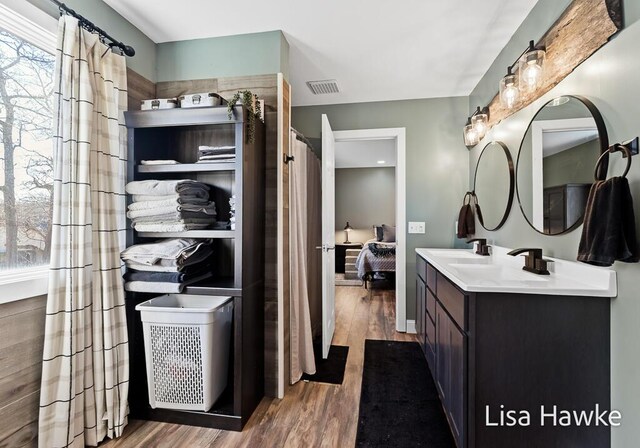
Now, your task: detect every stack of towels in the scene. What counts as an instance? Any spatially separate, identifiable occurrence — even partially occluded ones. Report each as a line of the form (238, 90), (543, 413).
(125, 180), (217, 232)
(121, 238), (213, 293)
(197, 145), (236, 164)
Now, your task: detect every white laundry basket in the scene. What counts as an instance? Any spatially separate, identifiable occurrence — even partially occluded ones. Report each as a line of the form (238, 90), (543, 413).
(135, 294), (233, 412)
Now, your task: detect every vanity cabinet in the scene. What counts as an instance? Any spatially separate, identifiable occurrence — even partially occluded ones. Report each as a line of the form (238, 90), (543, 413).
(435, 302), (465, 446)
(415, 254), (611, 448)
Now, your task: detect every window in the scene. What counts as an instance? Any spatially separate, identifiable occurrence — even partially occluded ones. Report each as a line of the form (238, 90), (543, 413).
(0, 1), (56, 302)
(0, 2), (56, 274)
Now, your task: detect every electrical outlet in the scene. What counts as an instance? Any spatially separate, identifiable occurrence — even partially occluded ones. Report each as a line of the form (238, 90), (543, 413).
(408, 221), (425, 234)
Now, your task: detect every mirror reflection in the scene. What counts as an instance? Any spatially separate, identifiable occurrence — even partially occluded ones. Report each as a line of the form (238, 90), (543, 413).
(516, 96), (606, 235)
(474, 141), (514, 231)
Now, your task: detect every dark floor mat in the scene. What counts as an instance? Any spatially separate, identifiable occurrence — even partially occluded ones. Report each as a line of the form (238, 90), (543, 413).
(301, 344), (349, 385)
(356, 340), (455, 448)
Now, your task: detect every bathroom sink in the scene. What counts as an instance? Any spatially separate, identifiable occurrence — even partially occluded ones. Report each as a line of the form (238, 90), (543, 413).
(448, 263), (549, 283)
(415, 246), (617, 297)
(426, 249), (478, 258)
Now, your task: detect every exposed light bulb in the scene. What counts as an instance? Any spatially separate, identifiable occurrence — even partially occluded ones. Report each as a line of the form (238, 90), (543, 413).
(503, 84), (519, 109)
(500, 70), (519, 109)
(519, 44), (545, 91)
(522, 61), (543, 89)
(464, 120), (479, 147)
(471, 109), (489, 139)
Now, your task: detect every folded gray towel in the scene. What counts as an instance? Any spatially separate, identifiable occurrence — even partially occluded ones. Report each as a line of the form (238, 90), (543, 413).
(124, 264), (211, 283)
(131, 215), (215, 225)
(125, 180), (210, 196)
(127, 203), (217, 220)
(131, 192), (210, 203)
(125, 272), (212, 293)
(125, 245), (213, 268)
(121, 238), (209, 265)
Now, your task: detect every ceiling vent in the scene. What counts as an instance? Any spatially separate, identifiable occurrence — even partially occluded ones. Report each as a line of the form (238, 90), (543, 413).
(306, 79), (340, 95)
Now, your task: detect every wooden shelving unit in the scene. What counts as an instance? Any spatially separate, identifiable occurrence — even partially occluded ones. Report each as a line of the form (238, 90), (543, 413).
(123, 105), (265, 431)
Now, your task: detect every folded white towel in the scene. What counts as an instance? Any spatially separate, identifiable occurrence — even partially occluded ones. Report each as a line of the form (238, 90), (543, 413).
(128, 197), (210, 211)
(125, 180), (209, 196)
(133, 222), (212, 232)
(140, 160), (180, 165)
(127, 204), (217, 220)
(131, 192), (210, 203)
(198, 145), (235, 151)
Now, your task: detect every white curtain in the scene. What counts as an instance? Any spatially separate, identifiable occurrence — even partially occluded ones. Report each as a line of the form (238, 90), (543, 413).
(39, 16), (129, 448)
(290, 132), (317, 382)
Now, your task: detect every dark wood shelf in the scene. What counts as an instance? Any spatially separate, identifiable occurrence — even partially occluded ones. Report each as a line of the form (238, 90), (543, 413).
(133, 385), (242, 431)
(136, 230), (235, 239)
(185, 277), (241, 296)
(125, 104), (265, 432)
(137, 162), (236, 173)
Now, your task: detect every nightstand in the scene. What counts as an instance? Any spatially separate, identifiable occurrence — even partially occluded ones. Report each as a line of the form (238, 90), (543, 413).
(335, 242), (363, 274)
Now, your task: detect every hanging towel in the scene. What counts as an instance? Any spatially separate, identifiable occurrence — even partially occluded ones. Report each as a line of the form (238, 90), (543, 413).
(456, 192), (476, 239)
(578, 177), (639, 266)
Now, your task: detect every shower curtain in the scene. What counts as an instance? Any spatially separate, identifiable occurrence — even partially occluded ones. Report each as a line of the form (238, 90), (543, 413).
(290, 131), (322, 383)
(38, 16), (129, 448)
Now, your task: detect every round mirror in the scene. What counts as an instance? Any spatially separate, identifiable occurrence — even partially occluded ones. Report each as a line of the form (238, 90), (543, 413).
(516, 95), (608, 235)
(473, 141), (514, 231)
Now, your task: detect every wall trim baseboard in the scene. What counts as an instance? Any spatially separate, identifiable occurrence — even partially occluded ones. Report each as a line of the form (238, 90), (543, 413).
(406, 320), (416, 334)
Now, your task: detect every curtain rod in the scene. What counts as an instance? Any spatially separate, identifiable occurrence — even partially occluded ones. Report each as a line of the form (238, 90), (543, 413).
(291, 127), (314, 150)
(49, 0), (135, 57)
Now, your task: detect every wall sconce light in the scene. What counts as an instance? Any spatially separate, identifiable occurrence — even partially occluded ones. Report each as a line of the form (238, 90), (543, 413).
(500, 66), (520, 109)
(499, 39), (546, 108)
(519, 40), (546, 91)
(471, 106), (489, 138)
(344, 221), (353, 243)
(463, 107), (489, 148)
(463, 117), (479, 148)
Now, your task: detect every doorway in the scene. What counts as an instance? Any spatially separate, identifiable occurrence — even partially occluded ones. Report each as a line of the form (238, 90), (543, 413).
(320, 116), (407, 358)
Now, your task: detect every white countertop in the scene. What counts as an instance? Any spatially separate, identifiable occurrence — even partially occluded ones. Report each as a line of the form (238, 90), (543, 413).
(416, 246), (617, 298)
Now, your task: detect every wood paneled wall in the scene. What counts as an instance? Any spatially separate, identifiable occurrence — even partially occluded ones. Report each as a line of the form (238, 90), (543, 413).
(0, 295), (47, 448)
(127, 68), (156, 111)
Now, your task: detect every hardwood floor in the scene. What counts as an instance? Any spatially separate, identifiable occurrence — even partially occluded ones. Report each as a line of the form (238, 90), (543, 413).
(102, 286), (414, 448)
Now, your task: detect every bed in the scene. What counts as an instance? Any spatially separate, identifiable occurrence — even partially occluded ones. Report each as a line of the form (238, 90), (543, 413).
(355, 239), (396, 289)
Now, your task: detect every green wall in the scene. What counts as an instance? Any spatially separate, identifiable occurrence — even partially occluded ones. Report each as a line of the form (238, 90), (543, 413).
(26, 0), (157, 81)
(543, 138), (600, 188)
(335, 167), (395, 243)
(293, 96), (470, 320)
(469, 18), (640, 447)
(156, 30), (289, 82)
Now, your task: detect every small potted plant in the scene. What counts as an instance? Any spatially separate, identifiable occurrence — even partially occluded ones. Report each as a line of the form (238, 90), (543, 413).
(227, 90), (262, 143)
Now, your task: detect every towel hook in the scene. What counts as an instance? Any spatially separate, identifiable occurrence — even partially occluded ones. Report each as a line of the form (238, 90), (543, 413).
(594, 143), (632, 180)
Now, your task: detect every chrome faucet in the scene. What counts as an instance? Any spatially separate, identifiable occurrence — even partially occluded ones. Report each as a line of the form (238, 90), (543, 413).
(467, 238), (491, 256)
(507, 248), (550, 275)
